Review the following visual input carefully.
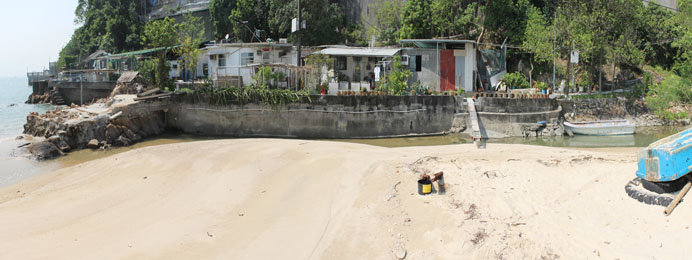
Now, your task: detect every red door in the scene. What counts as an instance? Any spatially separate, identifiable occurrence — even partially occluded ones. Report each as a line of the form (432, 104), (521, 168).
(439, 50), (455, 92)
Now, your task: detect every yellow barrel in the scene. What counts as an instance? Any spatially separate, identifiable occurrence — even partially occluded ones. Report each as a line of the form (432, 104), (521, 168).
(418, 179), (432, 195)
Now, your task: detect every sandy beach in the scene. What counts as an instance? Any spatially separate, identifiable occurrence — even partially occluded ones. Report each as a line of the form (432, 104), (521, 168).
(0, 139), (690, 259)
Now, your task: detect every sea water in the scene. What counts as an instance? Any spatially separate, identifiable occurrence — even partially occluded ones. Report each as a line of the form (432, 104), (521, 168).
(0, 77), (57, 187)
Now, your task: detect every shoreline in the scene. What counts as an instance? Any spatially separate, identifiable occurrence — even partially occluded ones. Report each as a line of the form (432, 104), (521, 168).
(0, 139), (689, 259)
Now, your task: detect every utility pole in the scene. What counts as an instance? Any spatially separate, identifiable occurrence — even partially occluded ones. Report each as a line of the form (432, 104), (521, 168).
(296, 0), (302, 67)
(552, 7), (557, 92)
(80, 74), (83, 105)
(552, 24), (556, 91)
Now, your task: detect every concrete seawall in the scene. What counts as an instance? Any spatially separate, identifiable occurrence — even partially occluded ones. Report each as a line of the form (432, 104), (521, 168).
(50, 81), (116, 105)
(167, 95), (562, 138)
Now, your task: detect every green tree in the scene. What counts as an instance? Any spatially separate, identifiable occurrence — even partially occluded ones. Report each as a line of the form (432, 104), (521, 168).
(523, 0), (648, 92)
(637, 4), (678, 69)
(368, 0), (404, 45)
(141, 17), (177, 88)
(210, 0), (237, 40)
(58, 0), (143, 69)
(430, 1), (479, 39)
(671, 0), (692, 77)
(399, 0), (432, 39)
(175, 13), (207, 80)
(266, 0), (346, 45)
(230, 0), (271, 42)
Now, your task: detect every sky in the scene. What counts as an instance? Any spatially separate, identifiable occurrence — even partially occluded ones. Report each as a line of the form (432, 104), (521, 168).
(0, 1), (78, 78)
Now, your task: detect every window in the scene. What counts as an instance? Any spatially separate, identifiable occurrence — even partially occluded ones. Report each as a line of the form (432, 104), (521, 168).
(241, 52), (254, 66)
(335, 56), (347, 70)
(415, 55), (422, 72)
(218, 54), (226, 67)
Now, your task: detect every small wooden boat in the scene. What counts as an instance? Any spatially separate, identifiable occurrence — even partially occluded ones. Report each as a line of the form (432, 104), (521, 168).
(637, 127), (692, 182)
(563, 120), (635, 136)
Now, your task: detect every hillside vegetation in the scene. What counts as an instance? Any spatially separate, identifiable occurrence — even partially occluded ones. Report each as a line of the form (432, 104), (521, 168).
(58, 0), (692, 118)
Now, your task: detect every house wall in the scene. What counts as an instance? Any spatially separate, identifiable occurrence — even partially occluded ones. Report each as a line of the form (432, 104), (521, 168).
(206, 45), (293, 86)
(331, 55), (384, 92)
(464, 43), (476, 92)
(402, 48), (440, 92)
(402, 44), (476, 93)
(169, 51), (209, 80)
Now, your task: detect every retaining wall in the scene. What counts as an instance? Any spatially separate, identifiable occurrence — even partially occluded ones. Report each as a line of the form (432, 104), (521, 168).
(472, 97), (563, 137)
(165, 95), (562, 138)
(50, 81), (117, 105)
(559, 98), (629, 120)
(168, 95), (459, 138)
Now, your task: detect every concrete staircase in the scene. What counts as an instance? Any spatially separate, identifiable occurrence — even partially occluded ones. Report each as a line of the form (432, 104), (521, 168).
(466, 98), (481, 140)
(50, 88), (66, 106)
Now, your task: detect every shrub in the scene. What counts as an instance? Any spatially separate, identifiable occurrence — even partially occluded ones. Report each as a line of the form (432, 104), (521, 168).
(645, 71), (692, 120)
(535, 81), (548, 90)
(377, 55), (412, 95)
(502, 72), (530, 89)
(192, 85), (311, 107)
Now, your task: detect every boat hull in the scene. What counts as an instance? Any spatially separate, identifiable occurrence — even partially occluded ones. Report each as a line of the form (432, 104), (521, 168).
(564, 120), (635, 136)
(636, 127), (692, 182)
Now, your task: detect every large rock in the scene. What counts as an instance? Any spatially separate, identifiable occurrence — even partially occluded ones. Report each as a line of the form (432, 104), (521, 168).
(114, 136), (132, 146)
(27, 141), (63, 160)
(105, 123), (122, 142)
(87, 139), (100, 149)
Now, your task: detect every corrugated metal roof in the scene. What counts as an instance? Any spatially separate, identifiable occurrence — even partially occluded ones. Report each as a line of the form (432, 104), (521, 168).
(117, 71), (140, 83)
(317, 47), (401, 57)
(106, 47), (171, 58)
(400, 39), (476, 48)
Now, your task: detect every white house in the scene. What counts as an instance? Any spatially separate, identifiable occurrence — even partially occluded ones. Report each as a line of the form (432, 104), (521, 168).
(204, 42), (295, 87)
(316, 47), (400, 94)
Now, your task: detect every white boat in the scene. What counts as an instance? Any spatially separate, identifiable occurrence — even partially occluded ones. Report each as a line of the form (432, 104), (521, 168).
(564, 120), (635, 136)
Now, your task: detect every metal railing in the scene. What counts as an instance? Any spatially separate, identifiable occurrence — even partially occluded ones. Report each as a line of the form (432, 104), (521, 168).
(147, 0), (209, 19)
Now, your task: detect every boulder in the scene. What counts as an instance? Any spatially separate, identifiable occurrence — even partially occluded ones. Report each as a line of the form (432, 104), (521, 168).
(27, 141), (63, 160)
(87, 139), (100, 149)
(47, 135), (61, 145)
(105, 123), (121, 141)
(114, 136), (132, 146)
(58, 142), (71, 152)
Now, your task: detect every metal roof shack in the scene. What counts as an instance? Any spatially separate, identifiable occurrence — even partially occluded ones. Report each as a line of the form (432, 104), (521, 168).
(399, 39), (476, 49)
(317, 47), (401, 57)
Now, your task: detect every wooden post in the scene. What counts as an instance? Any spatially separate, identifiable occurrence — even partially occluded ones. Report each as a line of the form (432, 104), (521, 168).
(664, 175), (692, 216)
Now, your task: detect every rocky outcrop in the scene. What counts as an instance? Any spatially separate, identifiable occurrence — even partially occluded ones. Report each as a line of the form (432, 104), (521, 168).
(21, 95), (167, 160)
(26, 141), (63, 160)
(26, 93), (51, 104)
(560, 97), (690, 127)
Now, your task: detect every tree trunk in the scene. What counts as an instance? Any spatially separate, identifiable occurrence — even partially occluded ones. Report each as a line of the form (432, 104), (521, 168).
(529, 56), (534, 88)
(612, 62), (616, 92)
(565, 51), (571, 96)
(589, 56), (593, 94)
(599, 55), (602, 94)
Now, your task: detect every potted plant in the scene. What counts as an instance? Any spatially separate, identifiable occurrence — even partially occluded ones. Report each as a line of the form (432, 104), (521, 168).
(503, 72), (530, 89)
(535, 81), (548, 94)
